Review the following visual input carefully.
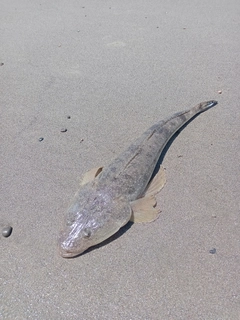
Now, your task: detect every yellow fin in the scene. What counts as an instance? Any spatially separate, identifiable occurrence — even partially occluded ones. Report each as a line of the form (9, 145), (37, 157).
(80, 167), (103, 185)
(130, 195), (160, 223)
(144, 165), (166, 196)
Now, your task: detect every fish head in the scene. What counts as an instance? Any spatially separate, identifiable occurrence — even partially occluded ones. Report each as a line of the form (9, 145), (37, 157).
(58, 185), (131, 258)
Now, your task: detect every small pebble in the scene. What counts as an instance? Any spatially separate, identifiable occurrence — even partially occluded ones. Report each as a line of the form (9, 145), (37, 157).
(209, 248), (216, 254)
(67, 115), (71, 119)
(61, 128), (67, 133)
(80, 138), (84, 143)
(2, 226), (13, 237)
(39, 137), (44, 141)
(218, 90), (222, 94)
(0, 62), (4, 66)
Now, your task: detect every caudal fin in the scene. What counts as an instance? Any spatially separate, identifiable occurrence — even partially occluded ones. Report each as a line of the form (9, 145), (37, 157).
(193, 100), (218, 114)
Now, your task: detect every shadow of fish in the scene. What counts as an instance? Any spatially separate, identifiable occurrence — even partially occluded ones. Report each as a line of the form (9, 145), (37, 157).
(58, 100), (217, 258)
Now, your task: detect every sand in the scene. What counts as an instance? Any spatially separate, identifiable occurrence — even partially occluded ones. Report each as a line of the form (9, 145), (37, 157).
(1, 0), (240, 319)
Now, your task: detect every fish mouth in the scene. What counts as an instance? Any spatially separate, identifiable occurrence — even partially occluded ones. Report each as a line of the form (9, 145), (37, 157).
(59, 250), (78, 258)
(58, 233), (84, 258)
(59, 243), (82, 258)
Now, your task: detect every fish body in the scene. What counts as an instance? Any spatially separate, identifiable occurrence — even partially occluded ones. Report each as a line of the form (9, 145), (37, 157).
(59, 100), (217, 257)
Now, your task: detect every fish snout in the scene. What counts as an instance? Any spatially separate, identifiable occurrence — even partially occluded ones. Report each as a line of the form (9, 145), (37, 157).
(58, 231), (84, 258)
(59, 243), (76, 258)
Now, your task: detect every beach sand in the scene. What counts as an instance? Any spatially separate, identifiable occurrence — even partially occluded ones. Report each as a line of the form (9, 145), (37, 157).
(1, 0), (240, 319)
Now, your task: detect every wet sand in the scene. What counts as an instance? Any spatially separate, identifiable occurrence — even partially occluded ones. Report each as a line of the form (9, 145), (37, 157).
(1, 1), (240, 319)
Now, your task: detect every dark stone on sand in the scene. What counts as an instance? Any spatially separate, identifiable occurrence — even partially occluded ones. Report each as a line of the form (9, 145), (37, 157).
(209, 248), (216, 254)
(2, 226), (13, 237)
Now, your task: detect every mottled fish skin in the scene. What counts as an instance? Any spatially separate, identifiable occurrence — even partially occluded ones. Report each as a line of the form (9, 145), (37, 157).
(59, 100), (217, 257)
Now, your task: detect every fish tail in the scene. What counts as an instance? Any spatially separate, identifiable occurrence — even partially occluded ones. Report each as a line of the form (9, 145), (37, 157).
(176, 100), (218, 123)
(163, 100), (218, 126)
(191, 100), (218, 115)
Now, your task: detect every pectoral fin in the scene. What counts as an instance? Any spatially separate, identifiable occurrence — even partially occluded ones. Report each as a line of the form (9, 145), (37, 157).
(144, 165), (166, 197)
(130, 166), (166, 223)
(81, 167), (103, 185)
(130, 195), (160, 223)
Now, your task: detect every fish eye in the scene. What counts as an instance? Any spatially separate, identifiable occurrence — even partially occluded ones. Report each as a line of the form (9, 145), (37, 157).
(83, 228), (92, 238)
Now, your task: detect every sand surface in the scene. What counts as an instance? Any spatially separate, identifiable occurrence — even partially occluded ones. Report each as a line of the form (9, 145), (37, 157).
(1, 1), (240, 319)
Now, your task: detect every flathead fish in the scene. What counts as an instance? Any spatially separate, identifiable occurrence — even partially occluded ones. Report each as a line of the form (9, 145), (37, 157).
(59, 100), (217, 257)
